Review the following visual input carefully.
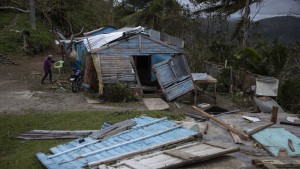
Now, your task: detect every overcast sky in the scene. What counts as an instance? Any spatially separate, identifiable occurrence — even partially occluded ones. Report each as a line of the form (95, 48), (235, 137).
(180, 0), (300, 21)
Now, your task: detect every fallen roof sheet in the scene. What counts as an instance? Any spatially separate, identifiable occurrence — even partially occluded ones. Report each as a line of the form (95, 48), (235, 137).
(98, 141), (240, 169)
(36, 116), (198, 169)
(254, 97), (285, 113)
(251, 128), (300, 156)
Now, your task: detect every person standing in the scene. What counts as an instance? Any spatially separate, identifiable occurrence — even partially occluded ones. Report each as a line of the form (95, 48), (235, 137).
(41, 55), (55, 84)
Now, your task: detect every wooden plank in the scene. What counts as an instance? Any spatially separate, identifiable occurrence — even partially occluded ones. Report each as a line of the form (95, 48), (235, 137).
(15, 130), (97, 140)
(164, 150), (197, 160)
(253, 157), (300, 168)
(245, 122), (274, 136)
(263, 163), (279, 169)
(123, 159), (152, 169)
(228, 124), (242, 144)
(192, 106), (249, 139)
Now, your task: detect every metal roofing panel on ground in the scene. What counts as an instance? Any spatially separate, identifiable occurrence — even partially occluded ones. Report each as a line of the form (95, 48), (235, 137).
(36, 116), (198, 169)
(251, 128), (300, 156)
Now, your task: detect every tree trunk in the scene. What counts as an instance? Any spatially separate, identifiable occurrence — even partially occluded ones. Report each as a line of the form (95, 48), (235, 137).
(243, 0), (250, 47)
(109, 0), (113, 26)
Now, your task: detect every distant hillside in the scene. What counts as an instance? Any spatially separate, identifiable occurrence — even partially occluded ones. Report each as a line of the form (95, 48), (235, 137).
(250, 16), (300, 44)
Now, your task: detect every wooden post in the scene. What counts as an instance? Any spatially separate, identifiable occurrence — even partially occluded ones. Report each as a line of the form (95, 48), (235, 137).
(192, 106), (249, 139)
(271, 106), (278, 124)
(30, 0), (36, 30)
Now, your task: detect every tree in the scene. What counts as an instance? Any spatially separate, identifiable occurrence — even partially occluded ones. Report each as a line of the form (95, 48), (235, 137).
(114, 0), (192, 36)
(190, 0), (263, 47)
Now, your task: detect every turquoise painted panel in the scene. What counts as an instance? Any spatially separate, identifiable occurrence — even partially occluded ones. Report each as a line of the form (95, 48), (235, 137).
(252, 128), (300, 156)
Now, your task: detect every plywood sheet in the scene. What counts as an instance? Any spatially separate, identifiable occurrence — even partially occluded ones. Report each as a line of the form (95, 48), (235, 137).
(143, 98), (169, 110)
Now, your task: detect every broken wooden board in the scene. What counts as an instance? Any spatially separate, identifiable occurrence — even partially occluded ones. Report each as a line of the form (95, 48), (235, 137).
(16, 130), (98, 140)
(143, 98), (169, 110)
(253, 157), (300, 168)
(90, 120), (136, 139)
(97, 141), (240, 169)
(229, 124), (242, 144)
(251, 128), (300, 156)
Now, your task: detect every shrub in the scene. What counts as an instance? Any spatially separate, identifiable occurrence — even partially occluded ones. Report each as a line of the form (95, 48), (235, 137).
(105, 83), (140, 102)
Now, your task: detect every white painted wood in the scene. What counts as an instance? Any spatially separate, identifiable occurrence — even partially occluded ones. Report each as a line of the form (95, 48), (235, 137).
(106, 141), (239, 169)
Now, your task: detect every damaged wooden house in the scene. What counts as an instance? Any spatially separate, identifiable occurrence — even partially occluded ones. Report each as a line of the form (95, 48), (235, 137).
(79, 26), (195, 101)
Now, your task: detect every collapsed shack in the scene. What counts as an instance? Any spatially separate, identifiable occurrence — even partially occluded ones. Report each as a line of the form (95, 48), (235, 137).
(36, 115), (240, 169)
(84, 26), (193, 100)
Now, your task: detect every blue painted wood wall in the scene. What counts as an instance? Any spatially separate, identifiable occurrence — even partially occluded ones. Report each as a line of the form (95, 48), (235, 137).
(97, 34), (182, 81)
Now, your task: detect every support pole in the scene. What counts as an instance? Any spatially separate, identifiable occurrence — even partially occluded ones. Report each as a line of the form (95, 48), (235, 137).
(30, 0), (36, 30)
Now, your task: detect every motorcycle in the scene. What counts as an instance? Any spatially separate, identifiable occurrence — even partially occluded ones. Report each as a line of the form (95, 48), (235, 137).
(70, 68), (83, 93)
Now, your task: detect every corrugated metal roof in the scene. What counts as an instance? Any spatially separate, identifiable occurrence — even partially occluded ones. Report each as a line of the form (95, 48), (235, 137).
(36, 116), (198, 169)
(153, 55), (195, 101)
(83, 26), (144, 52)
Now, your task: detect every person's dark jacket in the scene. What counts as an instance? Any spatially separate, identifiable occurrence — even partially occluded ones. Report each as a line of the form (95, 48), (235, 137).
(43, 57), (55, 73)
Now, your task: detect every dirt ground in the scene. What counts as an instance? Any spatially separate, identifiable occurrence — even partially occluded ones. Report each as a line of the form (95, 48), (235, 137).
(0, 49), (243, 114)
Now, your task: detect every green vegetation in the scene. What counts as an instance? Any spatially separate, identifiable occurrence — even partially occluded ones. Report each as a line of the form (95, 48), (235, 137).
(0, 12), (54, 55)
(105, 83), (140, 102)
(0, 110), (184, 169)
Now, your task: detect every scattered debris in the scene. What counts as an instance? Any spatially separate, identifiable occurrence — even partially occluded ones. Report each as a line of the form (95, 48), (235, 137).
(280, 121), (300, 127)
(205, 105), (228, 115)
(253, 157), (300, 168)
(254, 97), (285, 113)
(99, 141), (239, 169)
(192, 106), (249, 139)
(288, 139), (295, 152)
(197, 103), (210, 109)
(213, 109), (240, 117)
(0, 54), (19, 65)
(143, 98), (169, 110)
(185, 112), (208, 122)
(278, 148), (288, 157)
(36, 116), (201, 169)
(287, 116), (300, 123)
(15, 130), (98, 140)
(242, 116), (261, 122)
(203, 123), (209, 134)
(250, 128), (300, 156)
(174, 101), (181, 109)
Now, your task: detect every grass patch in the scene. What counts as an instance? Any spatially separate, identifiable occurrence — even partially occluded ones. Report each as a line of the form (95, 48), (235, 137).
(0, 110), (184, 169)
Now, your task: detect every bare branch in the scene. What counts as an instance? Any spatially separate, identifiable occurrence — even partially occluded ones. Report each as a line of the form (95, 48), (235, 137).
(0, 6), (30, 13)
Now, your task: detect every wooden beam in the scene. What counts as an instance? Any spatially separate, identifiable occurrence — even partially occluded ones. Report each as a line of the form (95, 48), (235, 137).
(245, 122), (274, 136)
(192, 106), (249, 139)
(253, 157), (300, 168)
